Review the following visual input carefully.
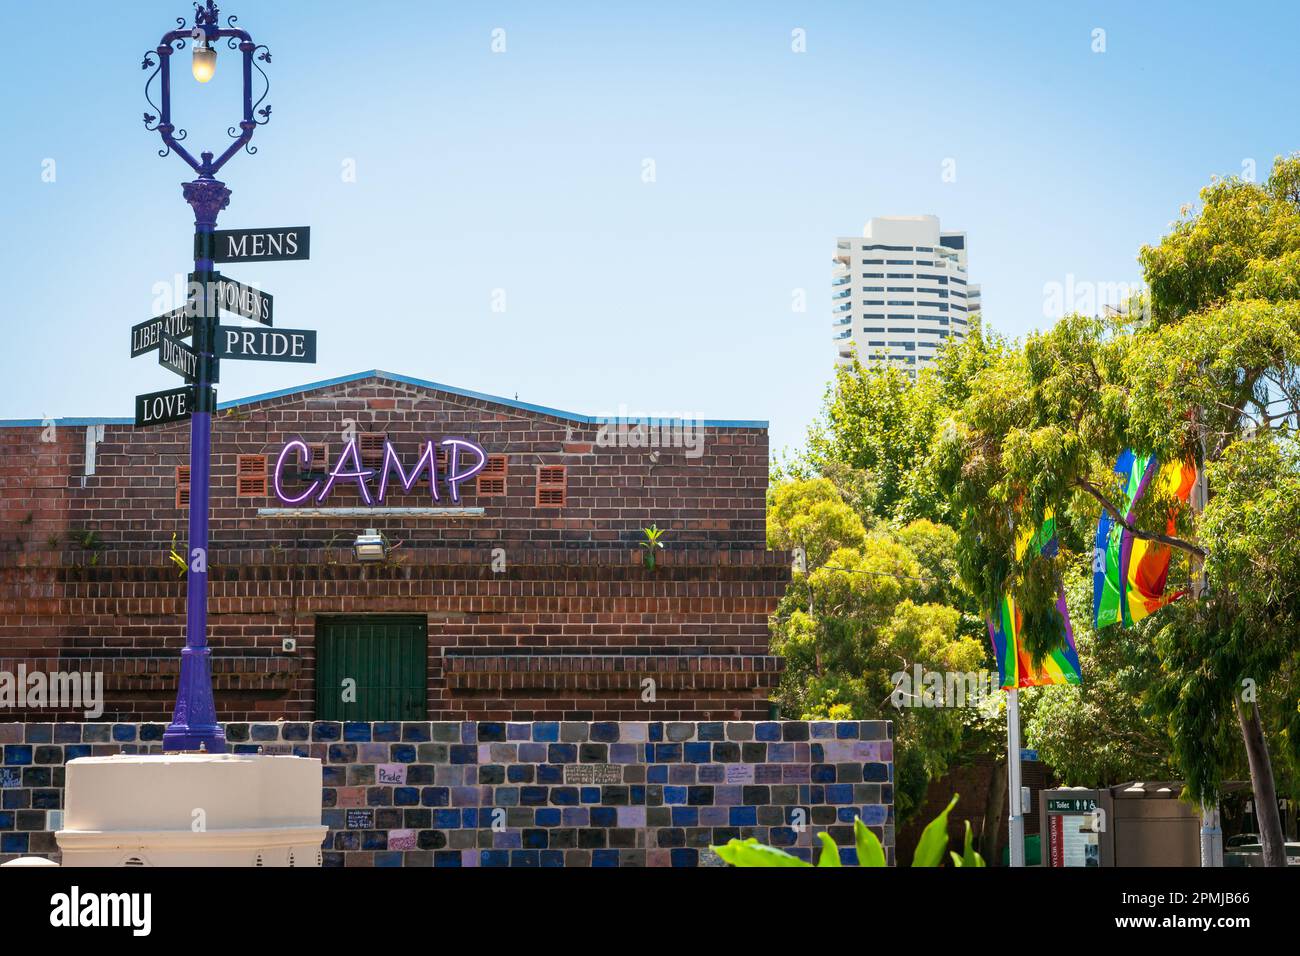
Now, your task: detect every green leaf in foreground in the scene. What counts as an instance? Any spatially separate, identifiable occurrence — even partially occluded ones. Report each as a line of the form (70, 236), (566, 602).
(854, 817), (887, 867)
(816, 831), (842, 866)
(711, 838), (812, 867)
(954, 819), (986, 867)
(912, 794), (959, 867)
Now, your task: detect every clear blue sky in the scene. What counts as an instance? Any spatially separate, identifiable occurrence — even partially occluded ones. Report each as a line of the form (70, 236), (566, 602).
(2, 1), (1297, 456)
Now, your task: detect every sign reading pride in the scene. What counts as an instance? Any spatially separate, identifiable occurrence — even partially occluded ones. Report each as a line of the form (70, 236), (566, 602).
(272, 437), (488, 506)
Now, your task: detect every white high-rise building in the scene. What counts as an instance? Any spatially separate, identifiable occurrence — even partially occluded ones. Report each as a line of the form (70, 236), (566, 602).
(832, 215), (981, 372)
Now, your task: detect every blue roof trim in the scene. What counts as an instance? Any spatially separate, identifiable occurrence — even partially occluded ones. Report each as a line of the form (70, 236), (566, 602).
(0, 370), (768, 430)
(0, 417), (132, 427)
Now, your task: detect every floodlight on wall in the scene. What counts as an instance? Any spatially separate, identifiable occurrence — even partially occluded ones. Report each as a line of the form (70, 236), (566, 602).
(353, 529), (388, 562)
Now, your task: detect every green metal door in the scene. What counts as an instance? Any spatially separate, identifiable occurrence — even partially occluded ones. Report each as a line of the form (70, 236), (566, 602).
(316, 616), (427, 720)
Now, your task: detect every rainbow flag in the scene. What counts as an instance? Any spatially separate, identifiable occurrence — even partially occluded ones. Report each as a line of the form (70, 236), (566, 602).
(1093, 451), (1196, 629)
(987, 512), (1082, 690)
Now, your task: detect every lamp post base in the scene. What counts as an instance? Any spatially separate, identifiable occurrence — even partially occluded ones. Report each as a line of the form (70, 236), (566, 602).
(163, 644), (227, 753)
(162, 726), (228, 754)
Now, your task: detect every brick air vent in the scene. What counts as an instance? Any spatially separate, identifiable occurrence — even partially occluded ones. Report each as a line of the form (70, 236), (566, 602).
(237, 455), (268, 498)
(305, 442), (329, 475)
(359, 432), (387, 469)
(175, 465), (190, 509)
(536, 465), (566, 507)
(477, 455), (508, 496)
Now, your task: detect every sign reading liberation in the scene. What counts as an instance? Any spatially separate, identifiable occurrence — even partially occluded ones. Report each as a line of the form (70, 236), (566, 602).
(130, 306), (194, 358)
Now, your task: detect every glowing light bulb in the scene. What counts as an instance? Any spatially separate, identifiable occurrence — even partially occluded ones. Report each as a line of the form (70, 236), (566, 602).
(192, 43), (217, 83)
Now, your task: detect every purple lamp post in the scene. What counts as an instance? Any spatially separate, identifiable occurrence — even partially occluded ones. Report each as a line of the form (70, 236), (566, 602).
(142, 1), (273, 752)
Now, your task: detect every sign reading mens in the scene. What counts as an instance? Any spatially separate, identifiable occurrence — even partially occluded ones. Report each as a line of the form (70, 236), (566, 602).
(215, 325), (317, 363)
(207, 226), (310, 263)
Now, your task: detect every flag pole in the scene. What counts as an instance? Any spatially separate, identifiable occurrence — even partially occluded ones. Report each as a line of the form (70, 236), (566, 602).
(1007, 687), (1025, 867)
(1189, 436), (1224, 867)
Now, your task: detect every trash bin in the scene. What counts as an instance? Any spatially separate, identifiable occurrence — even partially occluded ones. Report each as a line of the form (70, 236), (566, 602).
(1001, 833), (1041, 867)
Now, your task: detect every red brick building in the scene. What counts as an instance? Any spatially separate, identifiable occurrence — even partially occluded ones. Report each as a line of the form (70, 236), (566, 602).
(0, 371), (787, 724)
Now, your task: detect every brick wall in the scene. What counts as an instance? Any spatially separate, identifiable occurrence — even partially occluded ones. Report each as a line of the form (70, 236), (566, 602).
(0, 719), (895, 867)
(896, 752), (1058, 865)
(0, 373), (788, 721)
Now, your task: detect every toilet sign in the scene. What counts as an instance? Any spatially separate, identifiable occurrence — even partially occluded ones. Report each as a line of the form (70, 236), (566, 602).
(211, 274), (273, 325)
(206, 225), (310, 263)
(214, 325), (317, 363)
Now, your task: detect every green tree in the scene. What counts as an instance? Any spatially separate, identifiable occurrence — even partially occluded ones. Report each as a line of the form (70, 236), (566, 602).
(783, 353), (946, 523)
(937, 155), (1300, 865)
(767, 475), (988, 820)
(767, 477), (865, 573)
(769, 330), (1021, 828)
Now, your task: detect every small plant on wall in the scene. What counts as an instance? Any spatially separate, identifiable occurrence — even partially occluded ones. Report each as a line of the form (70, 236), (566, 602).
(711, 795), (984, 867)
(168, 532), (188, 578)
(67, 528), (104, 567)
(68, 528), (102, 552)
(640, 524), (666, 570)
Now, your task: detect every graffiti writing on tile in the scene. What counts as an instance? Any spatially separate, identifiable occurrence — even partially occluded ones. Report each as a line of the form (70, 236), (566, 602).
(564, 763), (621, 785)
(725, 764), (756, 784)
(345, 809), (374, 829)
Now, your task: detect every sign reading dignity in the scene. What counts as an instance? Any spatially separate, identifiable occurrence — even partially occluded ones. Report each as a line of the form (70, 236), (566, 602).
(272, 437), (488, 506)
(157, 333), (202, 383)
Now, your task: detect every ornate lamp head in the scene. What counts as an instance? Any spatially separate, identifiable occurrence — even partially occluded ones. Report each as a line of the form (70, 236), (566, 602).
(141, 4), (272, 177)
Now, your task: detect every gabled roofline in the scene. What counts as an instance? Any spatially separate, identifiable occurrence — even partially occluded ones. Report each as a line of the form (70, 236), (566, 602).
(0, 370), (768, 430)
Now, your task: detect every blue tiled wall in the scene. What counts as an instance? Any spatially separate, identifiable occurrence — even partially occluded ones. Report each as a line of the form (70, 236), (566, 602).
(0, 720), (894, 866)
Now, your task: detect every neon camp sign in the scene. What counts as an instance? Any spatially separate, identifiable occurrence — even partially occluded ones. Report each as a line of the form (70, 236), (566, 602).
(273, 438), (487, 506)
